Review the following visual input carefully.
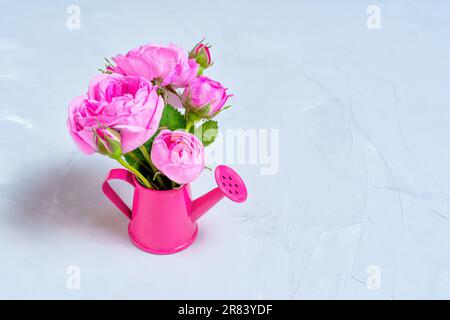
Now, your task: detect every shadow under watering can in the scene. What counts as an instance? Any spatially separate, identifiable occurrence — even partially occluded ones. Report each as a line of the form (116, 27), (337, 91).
(102, 165), (248, 254)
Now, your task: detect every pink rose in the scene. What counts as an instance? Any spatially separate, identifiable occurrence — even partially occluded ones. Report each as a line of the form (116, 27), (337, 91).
(112, 43), (199, 88)
(182, 76), (232, 117)
(67, 74), (164, 154)
(151, 130), (204, 184)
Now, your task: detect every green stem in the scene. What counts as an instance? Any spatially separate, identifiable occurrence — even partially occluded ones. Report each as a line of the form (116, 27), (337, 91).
(116, 157), (153, 189)
(139, 146), (152, 164)
(139, 146), (168, 189)
(125, 151), (160, 189)
(185, 121), (193, 132)
(167, 85), (182, 100)
(126, 151), (151, 171)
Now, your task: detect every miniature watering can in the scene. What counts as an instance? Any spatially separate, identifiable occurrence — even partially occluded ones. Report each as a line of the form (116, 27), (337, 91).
(102, 165), (247, 254)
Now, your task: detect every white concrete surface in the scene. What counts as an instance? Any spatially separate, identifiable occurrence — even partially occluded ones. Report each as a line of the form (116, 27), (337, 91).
(1, 0), (450, 299)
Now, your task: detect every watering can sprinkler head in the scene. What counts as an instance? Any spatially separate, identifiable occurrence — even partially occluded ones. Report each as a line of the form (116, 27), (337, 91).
(190, 165), (248, 222)
(214, 165), (248, 203)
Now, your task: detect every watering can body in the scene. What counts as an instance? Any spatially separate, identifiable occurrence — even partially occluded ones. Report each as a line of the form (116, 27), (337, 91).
(102, 167), (247, 254)
(130, 182), (198, 254)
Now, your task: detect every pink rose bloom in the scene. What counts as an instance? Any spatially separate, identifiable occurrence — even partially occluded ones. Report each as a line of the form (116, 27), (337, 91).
(67, 74), (164, 154)
(182, 76), (232, 116)
(112, 43), (199, 88)
(151, 130), (204, 184)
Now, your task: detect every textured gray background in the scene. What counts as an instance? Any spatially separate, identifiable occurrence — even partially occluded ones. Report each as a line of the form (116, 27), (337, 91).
(1, 0), (450, 299)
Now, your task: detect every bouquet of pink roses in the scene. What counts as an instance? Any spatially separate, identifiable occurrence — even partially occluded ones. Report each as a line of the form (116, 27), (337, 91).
(67, 41), (231, 190)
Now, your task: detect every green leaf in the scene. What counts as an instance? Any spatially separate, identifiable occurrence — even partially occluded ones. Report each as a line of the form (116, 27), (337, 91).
(159, 104), (186, 131)
(193, 120), (218, 147)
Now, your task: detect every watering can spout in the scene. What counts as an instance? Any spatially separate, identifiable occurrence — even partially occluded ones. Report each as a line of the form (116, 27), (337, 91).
(190, 165), (248, 222)
(191, 187), (225, 222)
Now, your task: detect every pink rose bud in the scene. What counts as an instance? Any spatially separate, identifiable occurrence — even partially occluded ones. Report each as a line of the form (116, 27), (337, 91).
(150, 130), (205, 184)
(182, 76), (232, 118)
(94, 127), (122, 159)
(189, 42), (212, 70)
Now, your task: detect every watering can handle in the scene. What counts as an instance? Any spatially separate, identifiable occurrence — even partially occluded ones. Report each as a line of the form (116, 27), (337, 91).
(102, 168), (135, 220)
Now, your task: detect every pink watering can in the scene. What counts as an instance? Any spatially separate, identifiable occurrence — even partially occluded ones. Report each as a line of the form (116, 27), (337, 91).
(102, 165), (247, 254)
